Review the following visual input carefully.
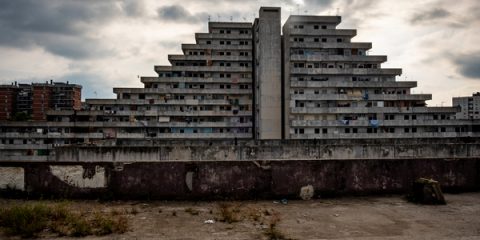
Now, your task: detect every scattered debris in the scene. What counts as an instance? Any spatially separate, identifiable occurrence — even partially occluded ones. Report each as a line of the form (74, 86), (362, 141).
(300, 185), (315, 200)
(408, 178), (446, 205)
(204, 220), (215, 224)
(281, 199), (288, 205)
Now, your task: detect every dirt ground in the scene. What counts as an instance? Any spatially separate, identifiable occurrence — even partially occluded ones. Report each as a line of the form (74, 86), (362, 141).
(1, 193), (480, 240)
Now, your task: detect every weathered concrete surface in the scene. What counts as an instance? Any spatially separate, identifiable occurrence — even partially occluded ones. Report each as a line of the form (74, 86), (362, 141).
(0, 167), (24, 191)
(0, 158), (478, 199)
(50, 165), (106, 188)
(52, 139), (480, 163)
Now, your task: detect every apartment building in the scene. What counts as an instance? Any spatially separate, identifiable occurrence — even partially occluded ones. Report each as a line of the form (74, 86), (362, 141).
(0, 7), (479, 161)
(453, 92), (480, 120)
(49, 21), (255, 142)
(0, 81), (81, 121)
(281, 15), (465, 139)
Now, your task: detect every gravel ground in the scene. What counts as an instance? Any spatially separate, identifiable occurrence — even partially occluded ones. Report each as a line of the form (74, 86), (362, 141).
(1, 193), (480, 240)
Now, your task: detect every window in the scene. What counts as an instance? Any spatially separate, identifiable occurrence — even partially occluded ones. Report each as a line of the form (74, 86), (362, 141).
(337, 38), (343, 43)
(206, 40), (211, 44)
(314, 38), (319, 42)
(404, 128), (410, 133)
(321, 25), (327, 29)
(315, 128), (320, 134)
(314, 25), (319, 29)
(404, 115), (410, 120)
(220, 41), (225, 45)
(322, 128), (328, 134)
(322, 38), (327, 43)
(220, 30), (224, 34)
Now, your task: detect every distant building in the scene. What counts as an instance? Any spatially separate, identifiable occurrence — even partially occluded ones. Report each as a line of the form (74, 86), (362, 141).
(453, 92), (480, 120)
(0, 81), (81, 121)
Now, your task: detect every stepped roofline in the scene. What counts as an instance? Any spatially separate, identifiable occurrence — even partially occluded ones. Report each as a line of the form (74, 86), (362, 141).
(285, 15), (341, 24)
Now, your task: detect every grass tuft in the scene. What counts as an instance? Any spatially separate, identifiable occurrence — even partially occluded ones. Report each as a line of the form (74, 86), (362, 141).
(0, 203), (129, 238)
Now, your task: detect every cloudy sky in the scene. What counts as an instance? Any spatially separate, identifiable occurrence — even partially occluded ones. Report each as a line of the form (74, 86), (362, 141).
(0, 0), (479, 106)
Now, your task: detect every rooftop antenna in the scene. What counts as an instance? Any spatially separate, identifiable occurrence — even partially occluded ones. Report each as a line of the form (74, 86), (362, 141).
(336, 8), (339, 16)
(230, 16), (233, 22)
(208, 15), (211, 22)
(242, 17), (247, 21)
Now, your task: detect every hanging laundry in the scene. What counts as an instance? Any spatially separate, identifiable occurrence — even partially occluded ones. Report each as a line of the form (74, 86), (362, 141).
(369, 119), (379, 128)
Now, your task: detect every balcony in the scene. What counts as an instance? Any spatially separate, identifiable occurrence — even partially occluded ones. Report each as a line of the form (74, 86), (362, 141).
(155, 65), (252, 73)
(181, 44), (252, 51)
(290, 68), (402, 76)
(289, 42), (372, 49)
(290, 93), (432, 101)
(290, 81), (416, 88)
(141, 77), (252, 84)
(289, 132), (476, 140)
(291, 119), (466, 127)
(290, 107), (459, 114)
(116, 132), (252, 139)
(287, 29), (357, 37)
(290, 55), (387, 63)
(167, 55), (251, 62)
(113, 88), (252, 95)
(195, 33), (252, 40)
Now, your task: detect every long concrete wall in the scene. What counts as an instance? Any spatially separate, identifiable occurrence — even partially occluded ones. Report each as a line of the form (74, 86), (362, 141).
(1, 139), (479, 199)
(0, 158), (478, 199)
(53, 139), (480, 162)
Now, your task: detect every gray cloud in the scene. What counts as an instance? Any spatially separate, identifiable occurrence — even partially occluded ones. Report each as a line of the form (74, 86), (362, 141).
(453, 52), (480, 79)
(0, 0), (142, 59)
(410, 8), (451, 25)
(157, 5), (209, 23)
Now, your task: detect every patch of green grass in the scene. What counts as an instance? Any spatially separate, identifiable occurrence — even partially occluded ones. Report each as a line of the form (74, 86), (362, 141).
(0, 204), (50, 238)
(0, 203), (129, 238)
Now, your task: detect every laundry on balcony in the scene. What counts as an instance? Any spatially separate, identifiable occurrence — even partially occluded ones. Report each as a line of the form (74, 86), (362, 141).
(363, 93), (369, 100)
(369, 119), (379, 128)
(340, 120), (350, 125)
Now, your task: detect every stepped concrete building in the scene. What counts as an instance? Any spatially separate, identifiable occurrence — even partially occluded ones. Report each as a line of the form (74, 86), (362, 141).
(0, 7), (478, 161)
(281, 15), (464, 139)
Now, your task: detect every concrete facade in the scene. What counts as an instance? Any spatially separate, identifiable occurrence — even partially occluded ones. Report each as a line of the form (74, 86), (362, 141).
(253, 7), (283, 139)
(0, 7), (479, 161)
(453, 92), (480, 120)
(1, 156), (478, 199)
(281, 15), (463, 139)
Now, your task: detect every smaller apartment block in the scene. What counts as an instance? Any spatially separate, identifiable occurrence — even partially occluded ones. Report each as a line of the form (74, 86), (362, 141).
(453, 92), (480, 120)
(0, 81), (81, 121)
